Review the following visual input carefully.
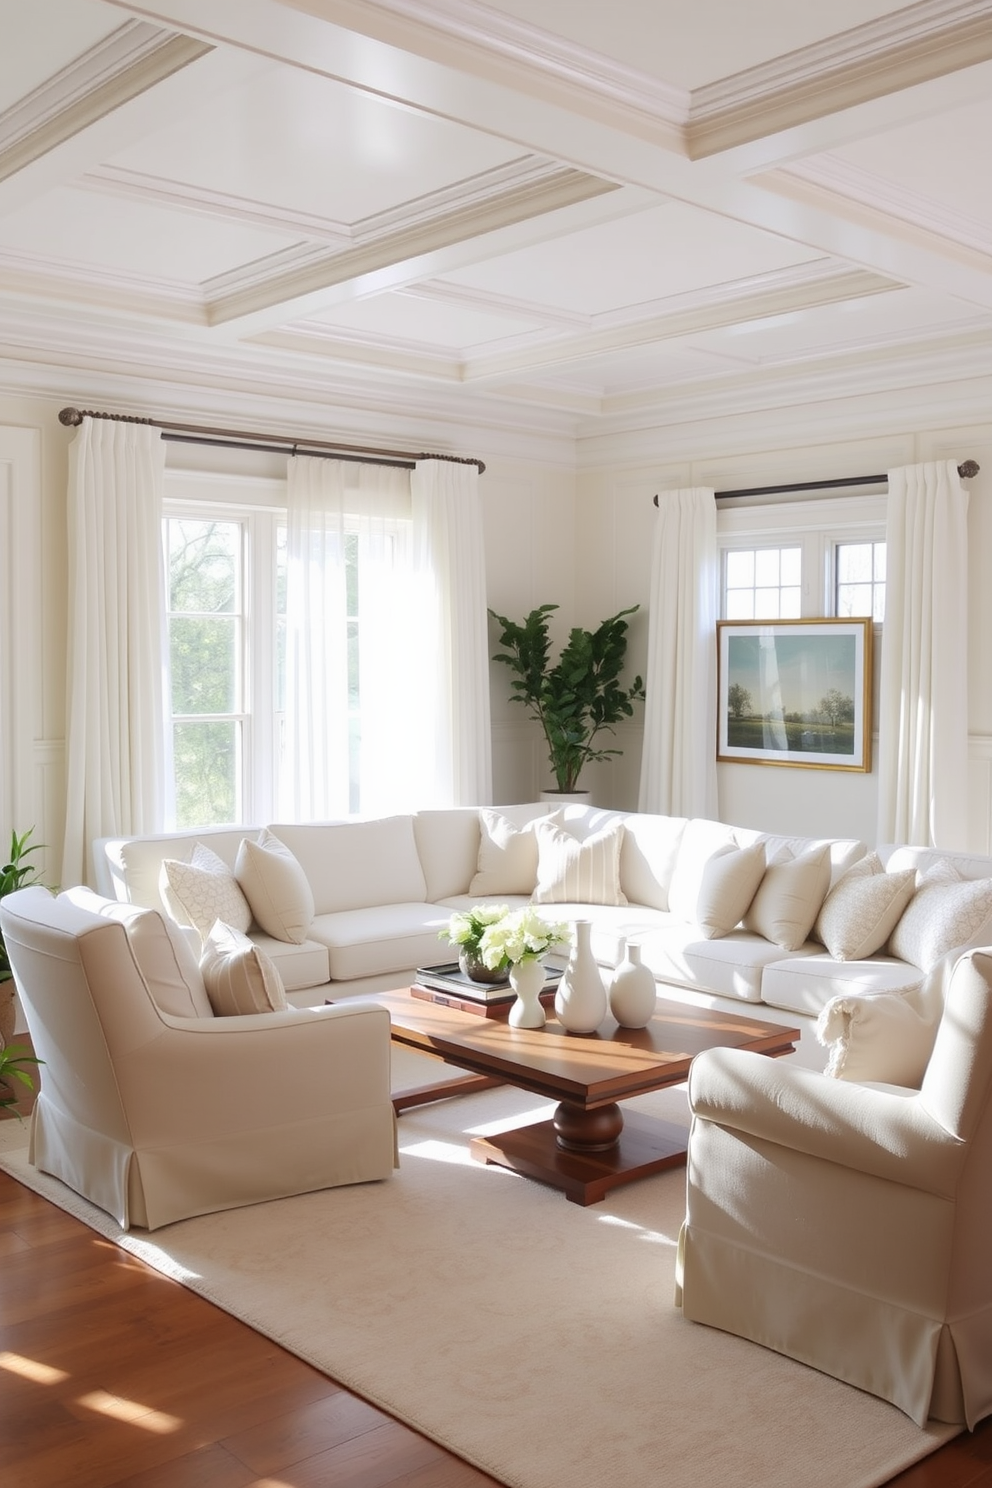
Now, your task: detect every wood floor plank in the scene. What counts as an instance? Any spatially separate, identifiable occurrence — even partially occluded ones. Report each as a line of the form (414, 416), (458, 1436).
(1, 1158), (990, 1488)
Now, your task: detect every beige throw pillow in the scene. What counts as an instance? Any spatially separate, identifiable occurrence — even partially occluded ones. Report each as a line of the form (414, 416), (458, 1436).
(817, 993), (936, 1086)
(693, 843), (766, 939)
(745, 843), (832, 951)
(235, 828), (315, 944)
(162, 842), (253, 942)
(887, 860), (992, 972)
(532, 819), (627, 906)
(199, 920), (288, 1016)
(814, 853), (917, 961)
(469, 809), (548, 896)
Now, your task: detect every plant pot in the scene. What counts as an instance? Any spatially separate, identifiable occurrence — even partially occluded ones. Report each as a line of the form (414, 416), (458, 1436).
(540, 790), (592, 807)
(0, 981), (16, 1049)
(458, 949), (506, 985)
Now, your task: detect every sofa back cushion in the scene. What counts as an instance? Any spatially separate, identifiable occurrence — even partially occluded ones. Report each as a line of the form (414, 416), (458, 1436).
(414, 804), (552, 901)
(110, 827), (256, 911)
(266, 817), (427, 912)
(619, 814), (687, 911)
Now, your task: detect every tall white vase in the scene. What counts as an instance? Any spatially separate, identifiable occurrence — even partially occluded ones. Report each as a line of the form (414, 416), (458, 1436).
(608, 940), (656, 1028)
(554, 919), (607, 1034)
(508, 959), (547, 1029)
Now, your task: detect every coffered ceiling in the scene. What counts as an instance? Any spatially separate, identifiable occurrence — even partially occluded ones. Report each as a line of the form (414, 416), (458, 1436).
(3, 0), (992, 437)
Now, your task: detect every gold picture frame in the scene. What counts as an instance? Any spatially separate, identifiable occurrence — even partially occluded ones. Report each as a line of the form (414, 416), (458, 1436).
(717, 618), (872, 772)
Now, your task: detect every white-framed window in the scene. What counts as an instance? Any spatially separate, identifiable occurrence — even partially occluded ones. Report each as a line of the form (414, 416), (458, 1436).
(164, 468), (286, 829)
(719, 494), (887, 622)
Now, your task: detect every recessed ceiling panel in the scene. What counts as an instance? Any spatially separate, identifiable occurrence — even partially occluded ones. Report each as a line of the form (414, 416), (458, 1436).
(0, 185), (300, 284)
(471, 0), (907, 89)
(440, 201), (819, 317)
(0, 0), (122, 112)
(106, 62), (525, 226)
(301, 290), (540, 351)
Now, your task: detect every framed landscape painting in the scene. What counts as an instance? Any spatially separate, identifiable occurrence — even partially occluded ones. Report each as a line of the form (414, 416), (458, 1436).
(717, 618), (872, 771)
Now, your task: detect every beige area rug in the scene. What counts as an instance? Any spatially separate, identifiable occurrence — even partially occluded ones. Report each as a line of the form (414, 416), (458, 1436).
(0, 1065), (957, 1488)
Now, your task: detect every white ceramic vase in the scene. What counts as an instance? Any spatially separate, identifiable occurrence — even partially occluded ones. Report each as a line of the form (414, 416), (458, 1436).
(554, 919), (607, 1034)
(608, 940), (656, 1028)
(508, 959), (547, 1029)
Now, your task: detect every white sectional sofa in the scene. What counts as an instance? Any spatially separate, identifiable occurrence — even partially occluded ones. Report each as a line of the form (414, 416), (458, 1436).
(95, 802), (992, 1074)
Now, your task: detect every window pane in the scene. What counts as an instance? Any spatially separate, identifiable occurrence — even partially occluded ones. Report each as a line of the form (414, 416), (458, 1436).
(169, 520), (237, 613)
(173, 720), (239, 827)
(725, 591), (754, 619)
(779, 587), (802, 618)
(836, 540), (885, 620)
(780, 547), (802, 586)
(726, 550), (754, 588)
(837, 543), (871, 583)
(754, 550), (780, 587)
(171, 616), (237, 713)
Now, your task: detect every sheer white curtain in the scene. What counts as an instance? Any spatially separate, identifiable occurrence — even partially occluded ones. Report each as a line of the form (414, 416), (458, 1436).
(877, 460), (970, 848)
(284, 456), (450, 818)
(411, 458), (492, 807)
(61, 417), (168, 887)
(638, 487), (719, 818)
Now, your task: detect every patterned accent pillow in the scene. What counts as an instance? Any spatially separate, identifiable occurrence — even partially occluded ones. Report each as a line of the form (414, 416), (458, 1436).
(235, 829), (314, 944)
(532, 819), (627, 906)
(744, 843), (832, 951)
(814, 853), (917, 961)
(887, 860), (992, 972)
(161, 842), (253, 942)
(199, 920), (288, 1016)
(469, 809), (551, 896)
(693, 843), (766, 940)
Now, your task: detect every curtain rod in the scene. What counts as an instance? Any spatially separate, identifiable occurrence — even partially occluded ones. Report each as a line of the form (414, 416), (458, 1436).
(57, 406), (486, 474)
(653, 460), (979, 504)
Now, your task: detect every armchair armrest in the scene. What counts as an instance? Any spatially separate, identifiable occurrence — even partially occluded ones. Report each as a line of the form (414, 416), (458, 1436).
(688, 1046), (965, 1197)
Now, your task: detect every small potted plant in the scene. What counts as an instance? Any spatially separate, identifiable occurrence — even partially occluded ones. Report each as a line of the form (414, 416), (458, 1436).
(488, 603), (645, 798)
(441, 904), (569, 1029)
(0, 1043), (41, 1121)
(0, 828), (46, 1050)
(441, 903), (513, 983)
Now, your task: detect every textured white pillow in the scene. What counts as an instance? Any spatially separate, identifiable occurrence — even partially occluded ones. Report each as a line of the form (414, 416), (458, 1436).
(887, 860), (992, 972)
(161, 842), (252, 942)
(235, 829), (315, 944)
(532, 819), (627, 906)
(199, 920), (288, 1016)
(469, 809), (549, 896)
(814, 853), (917, 961)
(817, 992), (936, 1086)
(745, 843), (832, 951)
(693, 843), (766, 940)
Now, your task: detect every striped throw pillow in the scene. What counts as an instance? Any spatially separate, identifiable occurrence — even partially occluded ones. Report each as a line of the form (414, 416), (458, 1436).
(532, 819), (627, 906)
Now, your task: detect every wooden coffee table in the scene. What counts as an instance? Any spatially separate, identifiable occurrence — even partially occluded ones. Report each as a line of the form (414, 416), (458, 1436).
(379, 990), (799, 1205)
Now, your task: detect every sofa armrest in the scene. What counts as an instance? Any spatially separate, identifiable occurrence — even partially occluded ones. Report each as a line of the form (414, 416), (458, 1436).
(816, 991), (937, 1086)
(687, 1045), (964, 1196)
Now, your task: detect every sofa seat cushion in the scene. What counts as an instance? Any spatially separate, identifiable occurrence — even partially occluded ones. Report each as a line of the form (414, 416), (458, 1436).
(759, 953), (924, 1017)
(308, 903), (453, 981)
(250, 933), (330, 993)
(637, 925), (802, 1003)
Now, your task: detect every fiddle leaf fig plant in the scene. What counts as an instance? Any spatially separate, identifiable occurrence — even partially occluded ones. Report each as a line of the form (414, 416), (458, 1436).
(489, 604), (646, 794)
(0, 827), (45, 984)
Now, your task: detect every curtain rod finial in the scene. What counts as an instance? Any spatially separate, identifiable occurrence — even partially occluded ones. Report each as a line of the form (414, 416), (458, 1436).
(959, 459), (980, 479)
(59, 406), (83, 427)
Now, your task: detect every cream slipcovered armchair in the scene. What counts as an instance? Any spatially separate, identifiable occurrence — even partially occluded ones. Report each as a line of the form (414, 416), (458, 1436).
(675, 946), (992, 1429)
(0, 885), (397, 1231)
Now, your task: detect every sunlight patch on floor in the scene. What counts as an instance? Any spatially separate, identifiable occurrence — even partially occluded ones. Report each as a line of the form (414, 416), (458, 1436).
(596, 1212), (678, 1247)
(76, 1389), (182, 1432)
(0, 1350), (68, 1384)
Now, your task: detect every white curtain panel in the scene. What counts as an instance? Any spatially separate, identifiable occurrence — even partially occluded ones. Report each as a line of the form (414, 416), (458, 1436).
(284, 456), (437, 818)
(61, 418), (168, 888)
(877, 460), (970, 849)
(411, 458), (492, 807)
(638, 487), (719, 818)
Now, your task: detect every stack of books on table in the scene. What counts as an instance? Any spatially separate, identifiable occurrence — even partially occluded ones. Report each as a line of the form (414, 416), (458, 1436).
(411, 962), (564, 1018)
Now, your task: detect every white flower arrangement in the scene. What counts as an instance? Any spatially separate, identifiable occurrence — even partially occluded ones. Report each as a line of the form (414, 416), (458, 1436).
(443, 903), (569, 973)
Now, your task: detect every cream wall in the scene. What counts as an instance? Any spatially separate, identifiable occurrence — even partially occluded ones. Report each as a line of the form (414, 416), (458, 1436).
(577, 410), (992, 851)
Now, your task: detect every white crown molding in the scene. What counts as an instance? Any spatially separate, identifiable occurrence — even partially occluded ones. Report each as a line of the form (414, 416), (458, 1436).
(400, 279), (590, 330)
(760, 159), (992, 275)
(79, 165), (354, 246)
(461, 268), (898, 382)
(0, 249), (204, 323)
(291, 0), (688, 148)
(688, 0), (992, 157)
(0, 21), (211, 182)
(204, 165), (619, 326)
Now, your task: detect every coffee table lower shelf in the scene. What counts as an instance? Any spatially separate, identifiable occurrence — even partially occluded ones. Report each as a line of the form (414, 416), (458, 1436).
(470, 1110), (690, 1206)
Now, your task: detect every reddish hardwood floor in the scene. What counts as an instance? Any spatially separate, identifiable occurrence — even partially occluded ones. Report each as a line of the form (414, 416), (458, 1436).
(1, 1101), (991, 1485)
